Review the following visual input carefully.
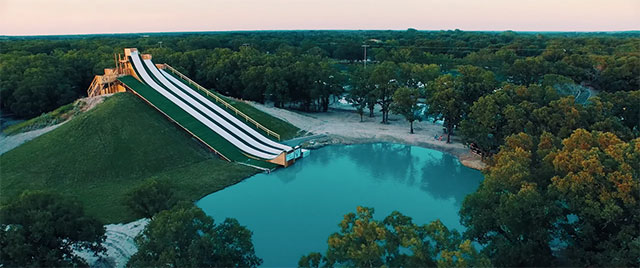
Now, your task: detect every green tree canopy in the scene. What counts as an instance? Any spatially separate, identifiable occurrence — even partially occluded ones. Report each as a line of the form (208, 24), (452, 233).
(455, 65), (498, 106)
(123, 178), (178, 218)
(461, 83), (639, 155)
(0, 191), (106, 267)
(299, 206), (490, 268)
(546, 129), (640, 266)
(426, 74), (464, 143)
(371, 61), (400, 124)
(348, 65), (374, 121)
(461, 129), (640, 266)
(391, 87), (421, 134)
(127, 203), (262, 267)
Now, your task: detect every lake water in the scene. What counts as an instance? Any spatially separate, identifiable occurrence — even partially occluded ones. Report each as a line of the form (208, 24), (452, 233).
(197, 143), (484, 267)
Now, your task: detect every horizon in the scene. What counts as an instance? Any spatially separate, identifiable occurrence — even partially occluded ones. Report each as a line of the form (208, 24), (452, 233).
(2, 29), (640, 38)
(1, 0), (639, 36)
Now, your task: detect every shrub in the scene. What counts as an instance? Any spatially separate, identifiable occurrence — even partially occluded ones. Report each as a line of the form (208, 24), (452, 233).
(123, 179), (178, 218)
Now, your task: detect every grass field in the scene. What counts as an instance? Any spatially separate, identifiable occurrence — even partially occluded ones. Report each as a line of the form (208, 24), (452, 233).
(0, 93), (259, 224)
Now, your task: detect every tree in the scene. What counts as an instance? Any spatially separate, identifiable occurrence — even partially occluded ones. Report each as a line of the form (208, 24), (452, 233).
(123, 178), (178, 218)
(455, 65), (497, 106)
(597, 90), (640, 132)
(425, 67), (496, 144)
(349, 65), (375, 121)
(460, 95), (502, 156)
(541, 74), (574, 88)
(508, 56), (549, 85)
(461, 130), (640, 267)
(595, 55), (640, 92)
(532, 96), (587, 138)
(398, 63), (440, 88)
(460, 133), (559, 267)
(547, 130), (640, 266)
(127, 203), (261, 267)
(391, 87), (421, 133)
(348, 85), (369, 122)
(2, 31), (639, 120)
(371, 61), (400, 124)
(263, 66), (290, 108)
(299, 206), (490, 267)
(0, 191), (106, 267)
(426, 74), (465, 143)
(311, 59), (345, 112)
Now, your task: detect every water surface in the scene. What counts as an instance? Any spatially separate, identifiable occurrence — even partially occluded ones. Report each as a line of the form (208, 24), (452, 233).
(197, 143), (483, 267)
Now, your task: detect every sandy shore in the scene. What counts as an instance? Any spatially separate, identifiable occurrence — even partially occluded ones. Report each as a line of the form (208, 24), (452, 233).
(251, 102), (486, 170)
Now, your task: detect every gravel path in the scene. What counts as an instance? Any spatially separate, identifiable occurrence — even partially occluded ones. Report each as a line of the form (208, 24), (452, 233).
(250, 102), (486, 170)
(0, 94), (112, 156)
(0, 123), (66, 155)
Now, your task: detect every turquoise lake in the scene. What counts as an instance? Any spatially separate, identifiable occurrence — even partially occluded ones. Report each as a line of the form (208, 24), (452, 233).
(197, 143), (484, 267)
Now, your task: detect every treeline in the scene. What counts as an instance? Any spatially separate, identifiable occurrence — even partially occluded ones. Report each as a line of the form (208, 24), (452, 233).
(147, 46), (345, 112)
(1, 30), (638, 118)
(461, 129), (640, 267)
(462, 86), (640, 155)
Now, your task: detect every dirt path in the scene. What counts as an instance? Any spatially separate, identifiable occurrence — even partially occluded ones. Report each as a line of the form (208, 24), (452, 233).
(0, 123), (66, 155)
(0, 94), (112, 156)
(250, 102), (486, 170)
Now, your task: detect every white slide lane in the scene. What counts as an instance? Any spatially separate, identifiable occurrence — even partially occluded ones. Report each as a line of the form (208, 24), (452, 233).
(129, 52), (279, 159)
(142, 58), (285, 156)
(159, 68), (292, 152)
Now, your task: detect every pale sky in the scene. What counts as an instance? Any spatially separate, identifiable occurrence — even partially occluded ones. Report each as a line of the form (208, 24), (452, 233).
(1, 0), (638, 35)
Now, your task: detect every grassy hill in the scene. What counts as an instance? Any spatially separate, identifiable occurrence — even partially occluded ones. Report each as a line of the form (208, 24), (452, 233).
(0, 93), (273, 223)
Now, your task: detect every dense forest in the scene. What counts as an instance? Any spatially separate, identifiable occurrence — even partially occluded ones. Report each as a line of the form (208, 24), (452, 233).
(1, 30), (639, 266)
(1, 30), (638, 117)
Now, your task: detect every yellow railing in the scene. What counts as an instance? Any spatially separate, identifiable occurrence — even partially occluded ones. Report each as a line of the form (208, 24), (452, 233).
(87, 76), (101, 97)
(163, 64), (281, 141)
(87, 73), (122, 97)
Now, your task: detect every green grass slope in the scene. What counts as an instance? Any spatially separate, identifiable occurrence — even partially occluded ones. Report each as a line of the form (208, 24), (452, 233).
(3, 102), (77, 135)
(0, 93), (258, 224)
(118, 75), (275, 169)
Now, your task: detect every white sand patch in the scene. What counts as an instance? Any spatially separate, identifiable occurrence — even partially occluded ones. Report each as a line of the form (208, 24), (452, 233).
(75, 218), (149, 268)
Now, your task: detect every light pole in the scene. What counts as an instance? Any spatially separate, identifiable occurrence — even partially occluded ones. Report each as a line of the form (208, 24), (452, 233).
(362, 44), (370, 68)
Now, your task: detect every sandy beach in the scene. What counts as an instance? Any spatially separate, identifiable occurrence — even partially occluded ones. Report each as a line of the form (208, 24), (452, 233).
(250, 101), (486, 170)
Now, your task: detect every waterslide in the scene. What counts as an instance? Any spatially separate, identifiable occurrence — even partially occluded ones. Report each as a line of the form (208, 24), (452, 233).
(124, 50), (296, 165)
(158, 68), (291, 153)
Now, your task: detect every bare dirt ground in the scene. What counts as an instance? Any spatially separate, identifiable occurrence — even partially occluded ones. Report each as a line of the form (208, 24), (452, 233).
(79, 93), (112, 112)
(74, 219), (149, 268)
(250, 102), (486, 170)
